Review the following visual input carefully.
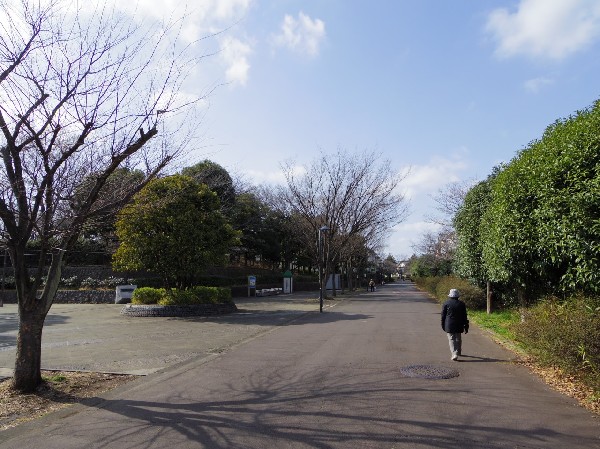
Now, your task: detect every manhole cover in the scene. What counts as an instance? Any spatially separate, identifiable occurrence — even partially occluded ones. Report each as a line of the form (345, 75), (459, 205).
(400, 365), (460, 379)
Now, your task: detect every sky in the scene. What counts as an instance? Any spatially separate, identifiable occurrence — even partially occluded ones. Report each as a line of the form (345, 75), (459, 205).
(112, 0), (600, 259)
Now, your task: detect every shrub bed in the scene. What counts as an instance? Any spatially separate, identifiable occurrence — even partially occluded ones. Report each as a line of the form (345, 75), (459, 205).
(132, 287), (166, 305)
(414, 275), (486, 309)
(513, 296), (600, 392)
(131, 286), (232, 305)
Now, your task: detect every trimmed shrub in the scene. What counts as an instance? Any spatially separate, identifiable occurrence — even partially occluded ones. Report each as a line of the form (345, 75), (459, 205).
(159, 289), (197, 305)
(194, 286), (232, 303)
(132, 287), (166, 305)
(158, 286), (232, 305)
(215, 287), (233, 303)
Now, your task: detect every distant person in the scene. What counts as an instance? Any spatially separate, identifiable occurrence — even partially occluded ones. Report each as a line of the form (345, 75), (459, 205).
(369, 279), (375, 292)
(441, 289), (469, 361)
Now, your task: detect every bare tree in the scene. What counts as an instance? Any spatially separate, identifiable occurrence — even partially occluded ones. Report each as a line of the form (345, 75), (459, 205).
(0, 1), (203, 391)
(426, 180), (473, 228)
(412, 228), (457, 259)
(415, 180), (473, 261)
(280, 149), (409, 295)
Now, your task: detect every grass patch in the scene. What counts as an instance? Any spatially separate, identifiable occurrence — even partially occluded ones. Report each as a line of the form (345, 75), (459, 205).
(43, 374), (67, 383)
(469, 309), (520, 341)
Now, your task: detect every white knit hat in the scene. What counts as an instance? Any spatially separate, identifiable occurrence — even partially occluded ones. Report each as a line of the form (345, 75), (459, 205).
(448, 289), (460, 298)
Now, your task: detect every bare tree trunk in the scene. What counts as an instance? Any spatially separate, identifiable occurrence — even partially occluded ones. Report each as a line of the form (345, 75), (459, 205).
(486, 281), (493, 314)
(13, 309), (46, 391)
(12, 251), (63, 392)
(347, 259), (353, 291)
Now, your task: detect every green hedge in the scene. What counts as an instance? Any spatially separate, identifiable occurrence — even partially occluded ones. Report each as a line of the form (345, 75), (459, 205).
(131, 286), (232, 305)
(414, 275), (486, 309)
(132, 287), (166, 305)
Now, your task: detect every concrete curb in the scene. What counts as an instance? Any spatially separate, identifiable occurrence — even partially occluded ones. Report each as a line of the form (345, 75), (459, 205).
(120, 302), (238, 317)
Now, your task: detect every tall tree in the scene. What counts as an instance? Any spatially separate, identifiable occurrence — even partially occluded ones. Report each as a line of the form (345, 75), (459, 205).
(229, 192), (283, 267)
(0, 1), (201, 391)
(427, 180), (473, 228)
(72, 168), (145, 251)
(181, 160), (236, 212)
(280, 149), (409, 293)
(414, 180), (473, 272)
(113, 175), (238, 289)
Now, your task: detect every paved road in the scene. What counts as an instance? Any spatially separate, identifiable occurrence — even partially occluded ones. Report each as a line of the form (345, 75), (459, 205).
(0, 283), (598, 448)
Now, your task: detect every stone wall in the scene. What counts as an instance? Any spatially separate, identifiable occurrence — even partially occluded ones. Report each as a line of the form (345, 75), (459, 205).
(0, 290), (115, 304)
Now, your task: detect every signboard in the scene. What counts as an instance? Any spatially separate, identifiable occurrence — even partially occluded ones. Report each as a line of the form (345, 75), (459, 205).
(248, 275), (256, 297)
(115, 285), (137, 304)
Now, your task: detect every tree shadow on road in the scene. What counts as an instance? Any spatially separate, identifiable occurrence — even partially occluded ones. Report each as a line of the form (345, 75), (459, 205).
(67, 367), (593, 449)
(0, 313), (70, 356)
(166, 311), (373, 327)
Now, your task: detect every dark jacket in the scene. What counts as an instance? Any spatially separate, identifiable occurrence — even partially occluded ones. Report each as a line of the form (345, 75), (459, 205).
(441, 298), (469, 333)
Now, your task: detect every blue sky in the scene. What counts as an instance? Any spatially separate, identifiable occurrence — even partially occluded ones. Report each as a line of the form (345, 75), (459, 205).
(117, 0), (600, 258)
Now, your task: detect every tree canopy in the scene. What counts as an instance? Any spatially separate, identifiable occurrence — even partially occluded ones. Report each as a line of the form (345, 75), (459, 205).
(181, 160), (236, 211)
(280, 149), (408, 293)
(455, 99), (600, 301)
(113, 175), (238, 289)
(453, 177), (494, 286)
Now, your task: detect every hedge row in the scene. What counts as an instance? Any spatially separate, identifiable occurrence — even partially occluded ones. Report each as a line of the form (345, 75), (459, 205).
(413, 275), (486, 309)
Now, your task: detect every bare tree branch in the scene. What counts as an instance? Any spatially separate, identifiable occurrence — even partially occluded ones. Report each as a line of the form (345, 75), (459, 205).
(0, 0), (210, 392)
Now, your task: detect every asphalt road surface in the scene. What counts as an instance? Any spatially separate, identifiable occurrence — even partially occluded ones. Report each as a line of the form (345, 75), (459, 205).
(0, 283), (598, 448)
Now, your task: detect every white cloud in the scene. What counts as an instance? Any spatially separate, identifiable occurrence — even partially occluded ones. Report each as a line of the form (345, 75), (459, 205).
(220, 37), (252, 86)
(524, 77), (555, 93)
(400, 155), (468, 201)
(383, 155), (470, 256)
(389, 221), (441, 258)
(485, 0), (600, 60)
(212, 0), (252, 21)
(110, 0), (252, 37)
(96, 0), (255, 88)
(273, 11), (326, 57)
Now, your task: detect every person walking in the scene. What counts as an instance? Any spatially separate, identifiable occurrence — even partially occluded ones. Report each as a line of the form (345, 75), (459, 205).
(441, 289), (469, 361)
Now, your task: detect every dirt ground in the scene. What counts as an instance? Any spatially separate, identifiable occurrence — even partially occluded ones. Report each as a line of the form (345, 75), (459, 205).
(0, 371), (136, 431)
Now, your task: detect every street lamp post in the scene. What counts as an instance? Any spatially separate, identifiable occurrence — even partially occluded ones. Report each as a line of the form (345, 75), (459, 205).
(318, 225), (329, 313)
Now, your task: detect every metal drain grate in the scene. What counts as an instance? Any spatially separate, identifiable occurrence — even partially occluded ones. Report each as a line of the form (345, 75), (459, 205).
(400, 365), (460, 379)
